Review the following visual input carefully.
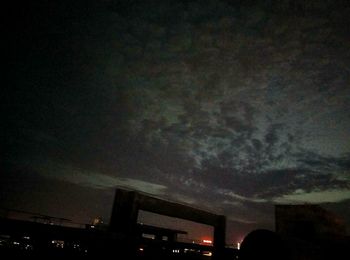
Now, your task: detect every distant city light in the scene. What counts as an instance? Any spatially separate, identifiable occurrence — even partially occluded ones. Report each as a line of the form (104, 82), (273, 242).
(51, 240), (64, 248)
(237, 242), (240, 250)
(202, 239), (212, 244)
(202, 251), (212, 256)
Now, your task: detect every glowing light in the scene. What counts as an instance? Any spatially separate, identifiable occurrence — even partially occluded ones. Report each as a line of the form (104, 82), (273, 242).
(142, 233), (155, 239)
(237, 242), (240, 250)
(202, 239), (212, 244)
(51, 240), (64, 248)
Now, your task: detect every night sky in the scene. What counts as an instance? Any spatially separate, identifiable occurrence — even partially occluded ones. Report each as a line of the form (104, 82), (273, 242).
(3, 0), (350, 244)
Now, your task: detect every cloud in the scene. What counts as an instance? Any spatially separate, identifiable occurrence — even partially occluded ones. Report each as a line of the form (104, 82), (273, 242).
(219, 189), (268, 203)
(169, 193), (198, 205)
(110, 0), (350, 188)
(221, 199), (271, 225)
(273, 188), (350, 204)
(25, 159), (168, 196)
(226, 215), (258, 225)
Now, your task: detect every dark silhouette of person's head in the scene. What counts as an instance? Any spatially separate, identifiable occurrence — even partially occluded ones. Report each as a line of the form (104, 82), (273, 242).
(240, 229), (290, 260)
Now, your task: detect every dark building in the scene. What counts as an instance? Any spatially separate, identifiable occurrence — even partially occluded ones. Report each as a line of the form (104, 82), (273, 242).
(240, 204), (350, 260)
(274, 204), (349, 260)
(275, 204), (346, 239)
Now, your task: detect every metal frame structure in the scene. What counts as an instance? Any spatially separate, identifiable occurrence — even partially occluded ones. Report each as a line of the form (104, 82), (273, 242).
(110, 188), (226, 259)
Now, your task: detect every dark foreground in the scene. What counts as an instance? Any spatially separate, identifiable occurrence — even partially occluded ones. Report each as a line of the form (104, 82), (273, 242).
(0, 217), (238, 259)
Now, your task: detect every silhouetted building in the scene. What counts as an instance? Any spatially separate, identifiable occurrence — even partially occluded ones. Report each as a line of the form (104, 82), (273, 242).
(274, 204), (349, 260)
(240, 205), (350, 260)
(275, 204), (346, 239)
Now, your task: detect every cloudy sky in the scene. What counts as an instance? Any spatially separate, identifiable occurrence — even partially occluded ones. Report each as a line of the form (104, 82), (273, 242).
(3, 0), (350, 243)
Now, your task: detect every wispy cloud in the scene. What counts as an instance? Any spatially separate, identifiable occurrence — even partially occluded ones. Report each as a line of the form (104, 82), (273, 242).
(28, 159), (168, 196)
(218, 189), (268, 203)
(273, 188), (350, 204)
(170, 193), (198, 205)
(226, 215), (257, 224)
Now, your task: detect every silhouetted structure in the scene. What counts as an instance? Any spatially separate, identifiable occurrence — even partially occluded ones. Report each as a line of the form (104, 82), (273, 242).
(0, 189), (239, 259)
(274, 204), (349, 260)
(275, 204), (346, 238)
(110, 188), (226, 259)
(239, 204), (350, 260)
